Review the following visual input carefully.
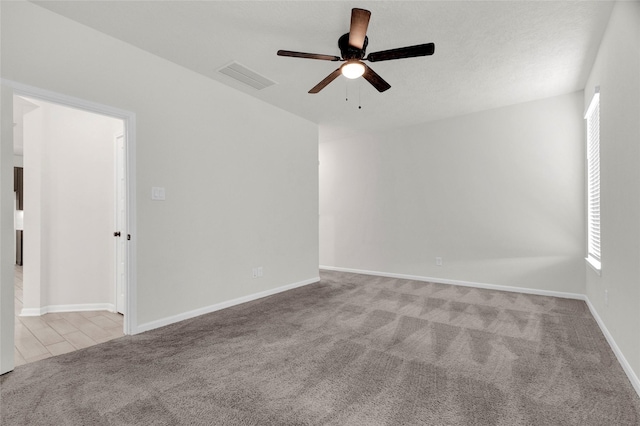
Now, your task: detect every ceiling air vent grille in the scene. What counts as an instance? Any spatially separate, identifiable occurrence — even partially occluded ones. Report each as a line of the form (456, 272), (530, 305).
(218, 62), (276, 90)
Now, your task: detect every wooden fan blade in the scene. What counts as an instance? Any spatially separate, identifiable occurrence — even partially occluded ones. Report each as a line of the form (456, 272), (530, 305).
(367, 43), (435, 62)
(363, 65), (391, 92)
(309, 68), (342, 94)
(349, 8), (371, 49)
(277, 50), (342, 61)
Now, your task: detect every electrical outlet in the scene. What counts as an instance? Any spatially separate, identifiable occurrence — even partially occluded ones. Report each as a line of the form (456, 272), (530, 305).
(151, 186), (166, 200)
(252, 267), (258, 279)
(435, 257), (443, 266)
(605, 289), (608, 306)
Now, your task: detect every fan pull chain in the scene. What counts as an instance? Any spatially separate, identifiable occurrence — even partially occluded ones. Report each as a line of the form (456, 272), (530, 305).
(344, 81), (363, 110)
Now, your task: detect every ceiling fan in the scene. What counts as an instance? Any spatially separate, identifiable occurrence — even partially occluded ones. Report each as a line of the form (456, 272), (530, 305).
(277, 8), (435, 94)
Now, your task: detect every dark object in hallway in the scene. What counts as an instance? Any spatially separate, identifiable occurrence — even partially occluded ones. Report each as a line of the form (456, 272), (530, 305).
(15, 230), (22, 266)
(14, 167), (24, 265)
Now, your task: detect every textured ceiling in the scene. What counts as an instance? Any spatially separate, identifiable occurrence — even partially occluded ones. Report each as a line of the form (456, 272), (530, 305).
(32, 1), (613, 140)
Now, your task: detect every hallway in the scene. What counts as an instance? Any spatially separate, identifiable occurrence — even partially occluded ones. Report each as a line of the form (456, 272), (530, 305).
(14, 265), (124, 366)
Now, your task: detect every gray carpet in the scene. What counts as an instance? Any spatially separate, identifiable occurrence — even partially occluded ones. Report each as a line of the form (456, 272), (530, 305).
(2, 270), (639, 425)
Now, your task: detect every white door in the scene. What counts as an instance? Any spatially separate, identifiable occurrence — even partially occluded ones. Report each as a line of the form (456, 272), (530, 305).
(115, 134), (127, 315)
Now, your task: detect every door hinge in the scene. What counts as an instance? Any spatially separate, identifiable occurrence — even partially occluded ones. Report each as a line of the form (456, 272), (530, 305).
(114, 231), (121, 237)
(127, 234), (131, 241)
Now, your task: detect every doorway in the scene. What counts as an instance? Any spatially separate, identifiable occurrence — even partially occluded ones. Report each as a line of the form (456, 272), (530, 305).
(1, 80), (137, 374)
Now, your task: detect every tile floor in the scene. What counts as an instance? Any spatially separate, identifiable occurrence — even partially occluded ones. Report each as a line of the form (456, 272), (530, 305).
(14, 265), (124, 366)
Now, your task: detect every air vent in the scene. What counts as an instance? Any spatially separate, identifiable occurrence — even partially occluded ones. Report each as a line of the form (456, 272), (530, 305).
(218, 62), (276, 90)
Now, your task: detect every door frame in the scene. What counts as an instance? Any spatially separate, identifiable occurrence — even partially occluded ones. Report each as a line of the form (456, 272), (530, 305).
(1, 79), (137, 347)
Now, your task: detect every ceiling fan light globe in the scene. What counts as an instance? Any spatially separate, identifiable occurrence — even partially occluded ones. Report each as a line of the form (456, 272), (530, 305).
(341, 61), (365, 79)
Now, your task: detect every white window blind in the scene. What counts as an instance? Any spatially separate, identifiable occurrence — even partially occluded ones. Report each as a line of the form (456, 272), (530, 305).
(585, 91), (601, 271)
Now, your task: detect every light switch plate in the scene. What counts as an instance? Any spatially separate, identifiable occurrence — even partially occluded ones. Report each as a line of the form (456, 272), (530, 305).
(151, 187), (166, 201)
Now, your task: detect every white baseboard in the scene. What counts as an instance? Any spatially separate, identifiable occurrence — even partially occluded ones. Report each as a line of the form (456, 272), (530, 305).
(20, 303), (115, 316)
(319, 265), (584, 300)
(583, 297), (640, 396)
(320, 265), (640, 398)
(135, 276), (320, 334)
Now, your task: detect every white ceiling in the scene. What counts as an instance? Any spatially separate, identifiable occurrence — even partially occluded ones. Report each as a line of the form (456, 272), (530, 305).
(32, 1), (613, 140)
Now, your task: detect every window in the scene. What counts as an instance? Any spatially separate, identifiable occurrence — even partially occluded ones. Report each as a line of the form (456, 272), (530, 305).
(585, 89), (601, 272)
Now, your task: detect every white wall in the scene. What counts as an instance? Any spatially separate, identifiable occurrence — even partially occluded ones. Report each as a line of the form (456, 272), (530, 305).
(584, 0), (640, 381)
(320, 91), (585, 294)
(0, 1), (319, 330)
(21, 105), (43, 311)
(22, 99), (123, 312)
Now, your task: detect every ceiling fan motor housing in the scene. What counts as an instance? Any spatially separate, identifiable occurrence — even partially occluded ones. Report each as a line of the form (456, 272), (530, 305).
(339, 33), (368, 60)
